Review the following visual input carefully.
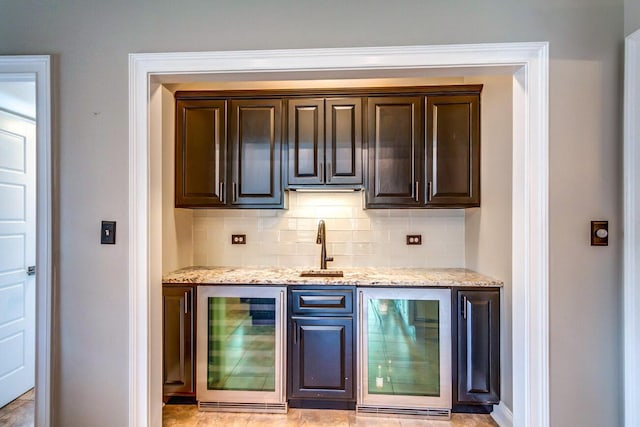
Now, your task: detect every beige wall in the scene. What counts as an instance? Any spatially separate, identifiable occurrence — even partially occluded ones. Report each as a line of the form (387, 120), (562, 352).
(0, 1), (624, 426)
(464, 75), (513, 410)
(161, 86), (193, 274)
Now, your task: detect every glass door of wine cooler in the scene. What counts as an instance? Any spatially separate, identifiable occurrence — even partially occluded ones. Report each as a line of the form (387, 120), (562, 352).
(357, 288), (451, 417)
(196, 286), (287, 412)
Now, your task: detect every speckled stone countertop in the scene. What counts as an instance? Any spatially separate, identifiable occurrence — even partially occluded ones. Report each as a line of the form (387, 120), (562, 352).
(162, 266), (503, 288)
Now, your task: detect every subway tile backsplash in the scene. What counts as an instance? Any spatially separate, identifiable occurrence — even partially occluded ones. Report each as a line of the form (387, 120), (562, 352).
(192, 192), (465, 268)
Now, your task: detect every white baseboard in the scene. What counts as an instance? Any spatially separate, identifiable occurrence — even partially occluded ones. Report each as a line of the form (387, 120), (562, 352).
(491, 401), (513, 427)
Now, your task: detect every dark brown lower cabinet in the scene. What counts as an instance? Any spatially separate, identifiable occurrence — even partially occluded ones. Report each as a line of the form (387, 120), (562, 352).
(288, 287), (355, 409)
(453, 288), (500, 412)
(163, 285), (196, 399)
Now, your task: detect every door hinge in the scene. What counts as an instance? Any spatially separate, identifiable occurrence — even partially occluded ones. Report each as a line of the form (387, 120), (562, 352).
(27, 266), (36, 276)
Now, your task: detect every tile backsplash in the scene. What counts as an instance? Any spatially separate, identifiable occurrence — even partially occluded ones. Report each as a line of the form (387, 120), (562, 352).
(192, 192), (465, 268)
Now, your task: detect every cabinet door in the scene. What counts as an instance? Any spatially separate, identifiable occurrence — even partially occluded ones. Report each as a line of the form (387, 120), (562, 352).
(229, 99), (283, 206)
(289, 317), (354, 400)
(175, 99), (226, 207)
(325, 97), (362, 185)
(455, 289), (499, 405)
(426, 95), (480, 207)
(366, 96), (422, 207)
(288, 98), (324, 185)
(163, 286), (195, 396)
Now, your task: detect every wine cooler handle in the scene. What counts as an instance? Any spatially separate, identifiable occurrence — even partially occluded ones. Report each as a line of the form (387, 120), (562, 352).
(462, 295), (468, 320)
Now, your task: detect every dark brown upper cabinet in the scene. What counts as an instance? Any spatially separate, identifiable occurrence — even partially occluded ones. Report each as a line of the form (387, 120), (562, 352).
(365, 96), (423, 207)
(426, 94), (480, 207)
(287, 97), (362, 187)
(175, 99), (226, 208)
(365, 89), (481, 209)
(228, 99), (284, 207)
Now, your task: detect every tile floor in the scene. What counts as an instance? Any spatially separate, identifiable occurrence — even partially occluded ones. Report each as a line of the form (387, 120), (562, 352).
(163, 405), (499, 426)
(0, 388), (498, 426)
(0, 388), (35, 427)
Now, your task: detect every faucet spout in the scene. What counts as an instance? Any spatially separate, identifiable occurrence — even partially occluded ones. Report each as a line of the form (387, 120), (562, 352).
(316, 220), (333, 269)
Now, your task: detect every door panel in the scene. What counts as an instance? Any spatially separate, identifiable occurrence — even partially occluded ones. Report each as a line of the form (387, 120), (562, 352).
(0, 110), (35, 408)
(456, 289), (500, 404)
(326, 98), (362, 185)
(288, 98), (323, 185)
(230, 99), (283, 206)
(290, 317), (353, 400)
(366, 97), (422, 207)
(175, 99), (226, 207)
(426, 95), (480, 206)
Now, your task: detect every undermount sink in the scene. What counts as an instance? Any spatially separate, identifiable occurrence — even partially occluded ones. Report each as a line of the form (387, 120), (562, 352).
(300, 270), (344, 278)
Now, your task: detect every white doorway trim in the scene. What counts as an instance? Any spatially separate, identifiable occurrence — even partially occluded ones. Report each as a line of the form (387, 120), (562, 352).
(0, 55), (53, 427)
(128, 43), (549, 427)
(624, 29), (640, 427)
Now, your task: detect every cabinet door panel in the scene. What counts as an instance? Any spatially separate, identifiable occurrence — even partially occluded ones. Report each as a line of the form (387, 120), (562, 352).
(456, 289), (499, 404)
(426, 95), (479, 206)
(288, 99), (323, 185)
(230, 99), (283, 206)
(175, 99), (226, 207)
(326, 98), (362, 184)
(163, 286), (195, 396)
(290, 317), (354, 400)
(366, 97), (422, 207)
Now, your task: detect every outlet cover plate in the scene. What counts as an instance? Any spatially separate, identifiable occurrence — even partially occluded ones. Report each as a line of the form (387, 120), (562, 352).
(231, 234), (246, 244)
(406, 234), (422, 245)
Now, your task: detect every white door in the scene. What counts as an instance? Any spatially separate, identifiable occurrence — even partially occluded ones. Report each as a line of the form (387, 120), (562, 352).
(0, 109), (35, 408)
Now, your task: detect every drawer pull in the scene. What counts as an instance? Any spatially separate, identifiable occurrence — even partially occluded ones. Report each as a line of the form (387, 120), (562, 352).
(299, 295), (345, 308)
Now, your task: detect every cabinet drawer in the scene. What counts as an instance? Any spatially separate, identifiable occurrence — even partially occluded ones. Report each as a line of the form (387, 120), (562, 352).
(290, 288), (353, 315)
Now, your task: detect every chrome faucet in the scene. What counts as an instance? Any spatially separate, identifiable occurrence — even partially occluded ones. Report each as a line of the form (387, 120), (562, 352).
(316, 220), (333, 270)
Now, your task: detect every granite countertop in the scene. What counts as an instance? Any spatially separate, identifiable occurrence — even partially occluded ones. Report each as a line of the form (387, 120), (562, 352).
(162, 266), (503, 288)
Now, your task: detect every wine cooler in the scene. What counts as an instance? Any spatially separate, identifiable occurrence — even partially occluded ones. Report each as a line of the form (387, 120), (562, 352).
(357, 288), (452, 419)
(196, 286), (287, 413)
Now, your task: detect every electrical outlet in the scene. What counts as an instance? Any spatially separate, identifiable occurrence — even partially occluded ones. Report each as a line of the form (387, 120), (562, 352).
(101, 221), (116, 244)
(406, 234), (422, 245)
(231, 234), (246, 245)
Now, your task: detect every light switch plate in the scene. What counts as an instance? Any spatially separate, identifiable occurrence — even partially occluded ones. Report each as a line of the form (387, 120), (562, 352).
(590, 220), (608, 246)
(101, 221), (116, 244)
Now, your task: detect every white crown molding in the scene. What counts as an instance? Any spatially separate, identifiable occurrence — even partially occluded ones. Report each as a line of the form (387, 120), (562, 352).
(624, 28), (640, 427)
(0, 55), (53, 427)
(129, 42), (549, 427)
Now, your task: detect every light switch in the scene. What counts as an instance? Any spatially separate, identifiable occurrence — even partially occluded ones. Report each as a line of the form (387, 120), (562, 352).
(101, 221), (116, 244)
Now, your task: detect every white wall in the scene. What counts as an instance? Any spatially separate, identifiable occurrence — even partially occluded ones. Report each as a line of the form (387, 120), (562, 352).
(0, 1), (623, 426)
